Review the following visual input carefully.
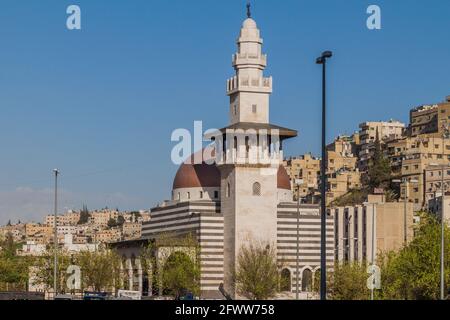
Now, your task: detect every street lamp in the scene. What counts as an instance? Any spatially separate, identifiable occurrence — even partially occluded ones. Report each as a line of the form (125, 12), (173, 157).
(53, 169), (59, 298)
(316, 50), (333, 300)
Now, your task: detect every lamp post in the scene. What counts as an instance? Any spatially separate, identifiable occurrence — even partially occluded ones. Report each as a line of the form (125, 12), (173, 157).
(53, 169), (59, 299)
(316, 50), (332, 300)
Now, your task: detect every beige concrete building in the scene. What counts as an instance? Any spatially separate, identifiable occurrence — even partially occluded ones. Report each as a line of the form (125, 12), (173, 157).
(400, 136), (450, 210)
(427, 194), (450, 225)
(409, 96), (450, 137)
(45, 211), (80, 226)
(95, 228), (122, 243)
(424, 164), (450, 205)
(325, 135), (361, 204)
(358, 120), (405, 172)
(122, 222), (142, 239)
(283, 153), (320, 200)
(332, 195), (414, 263)
(90, 209), (119, 227)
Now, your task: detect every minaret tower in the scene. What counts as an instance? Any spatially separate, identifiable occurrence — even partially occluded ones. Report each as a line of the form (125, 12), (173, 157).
(226, 4), (272, 125)
(217, 3), (297, 298)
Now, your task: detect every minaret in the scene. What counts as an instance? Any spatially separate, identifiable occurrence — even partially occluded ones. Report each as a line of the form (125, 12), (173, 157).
(218, 5), (297, 298)
(226, 9), (272, 125)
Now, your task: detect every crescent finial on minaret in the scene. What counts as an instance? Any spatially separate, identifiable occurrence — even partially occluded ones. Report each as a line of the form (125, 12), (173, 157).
(246, 1), (251, 18)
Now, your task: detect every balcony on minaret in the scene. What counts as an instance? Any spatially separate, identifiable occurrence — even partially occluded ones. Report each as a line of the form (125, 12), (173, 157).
(232, 52), (267, 69)
(226, 75), (272, 95)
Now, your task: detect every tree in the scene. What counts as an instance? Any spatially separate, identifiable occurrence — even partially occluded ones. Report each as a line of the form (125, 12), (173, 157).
(0, 236), (30, 291)
(117, 215), (125, 226)
(234, 241), (281, 300)
(75, 249), (122, 293)
(32, 249), (72, 293)
(326, 262), (370, 300)
(78, 205), (90, 224)
(379, 213), (450, 300)
(143, 233), (201, 299)
(367, 136), (392, 191)
(107, 218), (117, 228)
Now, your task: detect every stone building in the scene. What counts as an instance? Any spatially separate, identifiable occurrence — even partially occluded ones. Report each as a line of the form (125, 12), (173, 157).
(358, 120), (405, 172)
(408, 96), (450, 137)
(332, 195), (414, 264)
(283, 153), (320, 200)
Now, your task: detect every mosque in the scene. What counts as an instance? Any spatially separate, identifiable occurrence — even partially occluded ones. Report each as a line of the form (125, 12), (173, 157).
(117, 6), (334, 300)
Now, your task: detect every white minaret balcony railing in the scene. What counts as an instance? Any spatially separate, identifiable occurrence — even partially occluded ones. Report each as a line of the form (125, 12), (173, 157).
(226, 75), (272, 95)
(232, 53), (267, 68)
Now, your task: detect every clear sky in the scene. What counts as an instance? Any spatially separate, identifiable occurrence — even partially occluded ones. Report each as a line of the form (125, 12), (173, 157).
(0, 0), (449, 224)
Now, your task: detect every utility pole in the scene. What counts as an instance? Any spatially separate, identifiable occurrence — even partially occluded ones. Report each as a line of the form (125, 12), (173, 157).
(53, 169), (59, 299)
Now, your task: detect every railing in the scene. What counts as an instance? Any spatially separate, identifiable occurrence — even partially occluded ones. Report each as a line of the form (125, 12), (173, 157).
(226, 76), (272, 93)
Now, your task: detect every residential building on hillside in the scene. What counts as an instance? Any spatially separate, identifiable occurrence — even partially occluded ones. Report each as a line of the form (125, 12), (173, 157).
(358, 120), (405, 172)
(283, 153), (320, 201)
(408, 96), (450, 137)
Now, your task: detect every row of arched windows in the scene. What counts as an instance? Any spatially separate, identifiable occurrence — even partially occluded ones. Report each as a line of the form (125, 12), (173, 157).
(279, 268), (318, 293)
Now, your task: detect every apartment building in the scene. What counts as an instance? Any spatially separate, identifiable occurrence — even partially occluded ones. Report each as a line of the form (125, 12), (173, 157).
(409, 96), (450, 137)
(283, 153), (320, 200)
(400, 136), (450, 210)
(122, 222), (141, 239)
(89, 210), (119, 227)
(332, 195), (414, 264)
(325, 135), (361, 204)
(95, 228), (122, 243)
(358, 120), (405, 172)
(45, 211), (80, 226)
(423, 164), (450, 205)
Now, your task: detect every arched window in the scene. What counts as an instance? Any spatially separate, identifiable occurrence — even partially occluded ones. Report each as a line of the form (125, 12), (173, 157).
(227, 183), (231, 197)
(199, 191), (203, 199)
(252, 182), (261, 196)
(302, 268), (312, 292)
(177, 193), (181, 200)
(187, 192), (190, 200)
(280, 269), (291, 292)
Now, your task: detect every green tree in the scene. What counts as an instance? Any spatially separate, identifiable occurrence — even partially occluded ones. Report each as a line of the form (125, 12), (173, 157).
(0, 236), (30, 291)
(107, 218), (117, 228)
(117, 215), (125, 226)
(367, 137), (392, 191)
(234, 241), (281, 300)
(78, 205), (90, 224)
(143, 233), (200, 299)
(326, 262), (370, 300)
(32, 249), (72, 293)
(379, 213), (450, 300)
(75, 249), (122, 293)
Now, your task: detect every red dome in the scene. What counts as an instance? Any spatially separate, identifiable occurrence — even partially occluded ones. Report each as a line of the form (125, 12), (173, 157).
(277, 165), (291, 190)
(172, 161), (221, 189)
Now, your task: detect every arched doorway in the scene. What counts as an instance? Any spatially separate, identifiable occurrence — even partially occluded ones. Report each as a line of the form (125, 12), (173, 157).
(280, 269), (291, 292)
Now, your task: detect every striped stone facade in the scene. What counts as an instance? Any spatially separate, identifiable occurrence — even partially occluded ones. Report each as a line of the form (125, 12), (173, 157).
(142, 200), (334, 299)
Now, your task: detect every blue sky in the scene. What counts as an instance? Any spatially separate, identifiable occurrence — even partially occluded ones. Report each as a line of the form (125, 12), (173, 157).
(0, 0), (449, 224)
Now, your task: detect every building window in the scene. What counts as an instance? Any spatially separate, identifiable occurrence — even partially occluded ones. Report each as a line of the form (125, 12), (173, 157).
(187, 192), (190, 200)
(234, 105), (237, 115)
(178, 193), (181, 200)
(252, 104), (257, 113)
(226, 183), (231, 197)
(214, 191), (219, 199)
(199, 191), (203, 199)
(252, 182), (261, 196)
